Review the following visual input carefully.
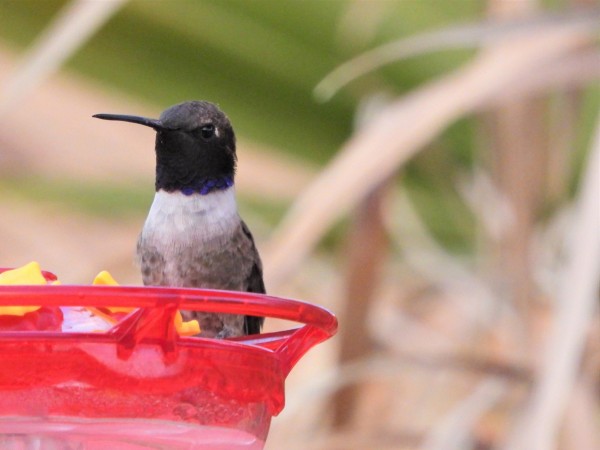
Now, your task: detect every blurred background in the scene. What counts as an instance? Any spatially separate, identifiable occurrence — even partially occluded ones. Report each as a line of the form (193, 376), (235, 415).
(0, 0), (598, 449)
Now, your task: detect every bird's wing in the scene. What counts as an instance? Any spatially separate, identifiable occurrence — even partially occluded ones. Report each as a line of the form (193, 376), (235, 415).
(240, 220), (266, 294)
(241, 220), (266, 335)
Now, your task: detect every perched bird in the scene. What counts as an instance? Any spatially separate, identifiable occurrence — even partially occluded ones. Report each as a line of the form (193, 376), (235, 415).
(93, 101), (265, 338)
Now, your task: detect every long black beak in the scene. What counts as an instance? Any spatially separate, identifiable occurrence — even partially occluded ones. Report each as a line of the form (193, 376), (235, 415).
(92, 113), (173, 131)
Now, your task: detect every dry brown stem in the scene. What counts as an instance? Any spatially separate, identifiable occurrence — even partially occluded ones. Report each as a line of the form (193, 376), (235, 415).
(265, 19), (596, 289)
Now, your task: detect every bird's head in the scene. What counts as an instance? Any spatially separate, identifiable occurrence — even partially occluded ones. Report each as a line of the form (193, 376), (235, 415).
(94, 101), (237, 195)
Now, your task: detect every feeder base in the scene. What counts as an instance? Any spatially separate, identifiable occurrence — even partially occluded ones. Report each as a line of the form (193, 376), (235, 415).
(0, 417), (265, 449)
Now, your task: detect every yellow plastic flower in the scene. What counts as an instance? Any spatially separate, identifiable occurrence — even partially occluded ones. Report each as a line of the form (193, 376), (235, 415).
(91, 270), (200, 336)
(0, 263), (200, 335)
(92, 271), (134, 313)
(0, 262), (45, 315)
(0, 261), (46, 285)
(174, 310), (201, 336)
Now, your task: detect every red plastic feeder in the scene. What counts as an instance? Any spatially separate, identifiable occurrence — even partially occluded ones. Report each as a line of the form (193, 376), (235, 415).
(0, 271), (337, 449)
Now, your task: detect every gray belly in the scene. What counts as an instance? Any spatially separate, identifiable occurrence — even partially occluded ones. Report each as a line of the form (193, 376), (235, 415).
(138, 223), (253, 288)
(137, 223), (254, 337)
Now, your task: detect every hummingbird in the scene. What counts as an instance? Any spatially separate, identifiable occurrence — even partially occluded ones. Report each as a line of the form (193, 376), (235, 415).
(93, 101), (265, 338)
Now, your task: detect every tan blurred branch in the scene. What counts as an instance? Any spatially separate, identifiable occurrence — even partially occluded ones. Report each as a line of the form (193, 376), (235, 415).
(332, 183), (390, 427)
(421, 378), (508, 450)
(503, 116), (600, 450)
(562, 371), (600, 450)
(315, 9), (599, 102)
(265, 21), (595, 288)
(310, 429), (423, 450)
(487, 49), (599, 106)
(485, 98), (547, 327)
(286, 353), (531, 416)
(0, 0), (127, 114)
(387, 189), (500, 319)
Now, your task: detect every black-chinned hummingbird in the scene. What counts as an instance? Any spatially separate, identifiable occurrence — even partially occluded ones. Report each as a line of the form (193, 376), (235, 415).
(93, 101), (265, 338)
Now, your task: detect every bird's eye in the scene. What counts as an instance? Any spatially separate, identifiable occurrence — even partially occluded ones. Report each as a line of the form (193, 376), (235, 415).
(200, 124), (215, 139)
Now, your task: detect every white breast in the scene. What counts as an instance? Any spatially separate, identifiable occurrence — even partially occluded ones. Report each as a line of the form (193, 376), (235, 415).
(142, 188), (240, 246)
